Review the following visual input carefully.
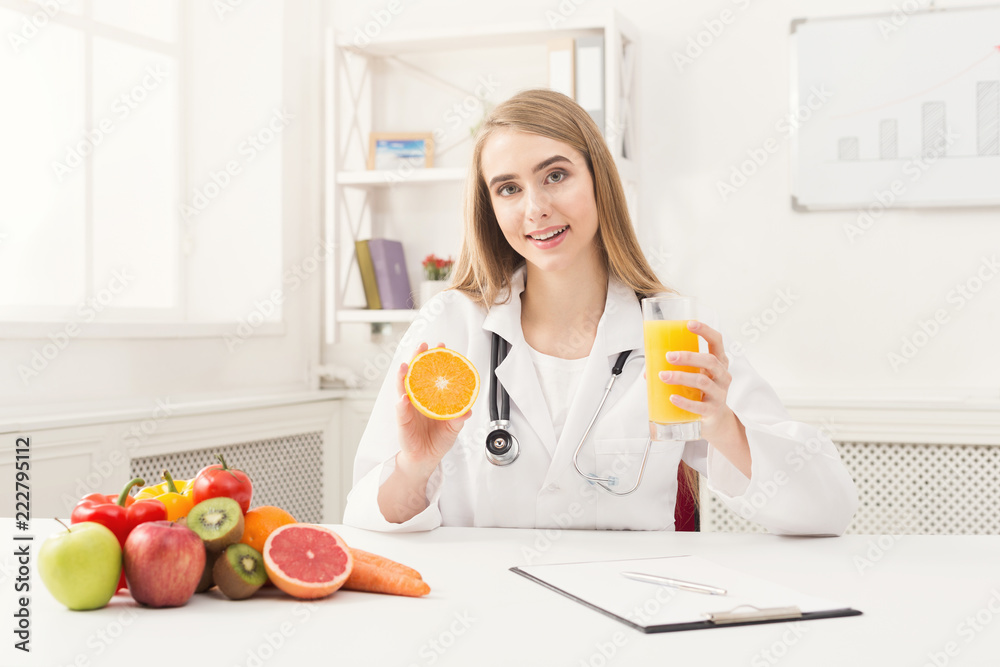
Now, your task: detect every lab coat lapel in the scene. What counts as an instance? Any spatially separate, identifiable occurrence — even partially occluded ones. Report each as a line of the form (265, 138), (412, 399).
(482, 268), (558, 460)
(543, 278), (645, 487)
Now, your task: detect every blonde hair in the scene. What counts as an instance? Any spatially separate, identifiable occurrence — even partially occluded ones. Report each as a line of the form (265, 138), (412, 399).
(449, 90), (699, 517)
(450, 88), (674, 306)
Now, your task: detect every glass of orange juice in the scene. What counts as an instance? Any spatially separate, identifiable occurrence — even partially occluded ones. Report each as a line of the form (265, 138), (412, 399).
(642, 296), (702, 441)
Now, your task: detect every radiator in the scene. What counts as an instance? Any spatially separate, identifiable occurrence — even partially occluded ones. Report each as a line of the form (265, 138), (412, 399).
(130, 431), (324, 523)
(700, 441), (1000, 535)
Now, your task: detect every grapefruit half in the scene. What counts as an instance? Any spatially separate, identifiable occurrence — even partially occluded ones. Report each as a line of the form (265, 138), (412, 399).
(262, 524), (353, 599)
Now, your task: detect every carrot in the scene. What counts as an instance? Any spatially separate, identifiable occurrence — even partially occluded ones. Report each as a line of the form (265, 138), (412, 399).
(349, 548), (423, 581)
(343, 551), (430, 597)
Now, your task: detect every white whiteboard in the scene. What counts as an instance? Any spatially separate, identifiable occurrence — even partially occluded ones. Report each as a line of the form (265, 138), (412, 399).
(791, 5), (1000, 210)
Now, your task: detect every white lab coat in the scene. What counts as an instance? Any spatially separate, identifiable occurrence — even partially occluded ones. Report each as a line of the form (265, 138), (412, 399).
(344, 268), (858, 534)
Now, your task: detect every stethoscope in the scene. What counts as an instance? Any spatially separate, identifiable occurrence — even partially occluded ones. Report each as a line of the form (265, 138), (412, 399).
(485, 332), (653, 496)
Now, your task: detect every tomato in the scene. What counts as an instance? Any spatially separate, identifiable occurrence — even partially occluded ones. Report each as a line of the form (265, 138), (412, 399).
(192, 455), (253, 514)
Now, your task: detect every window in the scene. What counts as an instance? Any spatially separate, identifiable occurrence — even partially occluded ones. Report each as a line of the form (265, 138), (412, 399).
(0, 0), (284, 330)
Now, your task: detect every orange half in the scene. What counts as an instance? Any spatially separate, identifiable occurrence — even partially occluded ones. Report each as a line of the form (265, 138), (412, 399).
(404, 347), (480, 420)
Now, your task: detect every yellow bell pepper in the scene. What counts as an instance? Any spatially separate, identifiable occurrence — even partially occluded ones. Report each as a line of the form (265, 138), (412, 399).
(135, 470), (195, 521)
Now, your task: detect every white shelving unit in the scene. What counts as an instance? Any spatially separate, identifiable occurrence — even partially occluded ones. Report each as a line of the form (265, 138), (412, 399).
(323, 11), (639, 342)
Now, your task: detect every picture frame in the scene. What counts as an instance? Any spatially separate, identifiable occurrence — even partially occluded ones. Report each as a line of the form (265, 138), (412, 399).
(367, 132), (435, 170)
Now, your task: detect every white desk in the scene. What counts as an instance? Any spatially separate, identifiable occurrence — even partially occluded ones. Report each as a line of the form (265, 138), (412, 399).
(4, 519), (999, 666)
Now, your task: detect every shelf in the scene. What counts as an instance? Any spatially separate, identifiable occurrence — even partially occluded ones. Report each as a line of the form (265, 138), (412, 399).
(336, 309), (418, 323)
(336, 167), (467, 186)
(336, 24), (604, 56)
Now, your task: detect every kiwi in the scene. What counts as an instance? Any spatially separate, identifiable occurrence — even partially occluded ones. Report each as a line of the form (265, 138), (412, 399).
(187, 497), (244, 552)
(196, 549), (218, 593)
(214, 544), (268, 600)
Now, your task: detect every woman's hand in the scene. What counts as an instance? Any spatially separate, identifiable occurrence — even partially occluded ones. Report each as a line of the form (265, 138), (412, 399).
(659, 321), (751, 476)
(378, 341), (472, 524)
(394, 342), (472, 477)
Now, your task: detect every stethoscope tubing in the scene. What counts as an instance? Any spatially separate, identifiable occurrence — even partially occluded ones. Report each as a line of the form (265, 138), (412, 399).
(486, 333), (652, 495)
(570, 351), (651, 496)
(488, 333), (510, 423)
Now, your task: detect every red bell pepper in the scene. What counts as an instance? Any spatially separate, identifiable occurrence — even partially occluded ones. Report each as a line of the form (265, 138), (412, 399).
(71, 477), (168, 591)
(72, 477), (168, 544)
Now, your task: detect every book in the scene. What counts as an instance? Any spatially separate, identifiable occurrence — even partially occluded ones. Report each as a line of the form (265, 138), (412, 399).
(355, 240), (381, 309)
(367, 239), (413, 309)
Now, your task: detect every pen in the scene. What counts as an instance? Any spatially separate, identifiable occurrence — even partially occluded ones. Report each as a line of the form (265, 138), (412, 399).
(621, 571), (728, 596)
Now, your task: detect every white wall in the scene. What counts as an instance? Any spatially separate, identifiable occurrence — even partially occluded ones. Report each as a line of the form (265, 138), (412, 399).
(326, 0), (1000, 405)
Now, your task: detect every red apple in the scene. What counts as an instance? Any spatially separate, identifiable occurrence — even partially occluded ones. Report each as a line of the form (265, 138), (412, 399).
(124, 521), (204, 608)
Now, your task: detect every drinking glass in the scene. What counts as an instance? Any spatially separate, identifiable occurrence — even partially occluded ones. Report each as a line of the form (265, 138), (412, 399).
(642, 296), (702, 441)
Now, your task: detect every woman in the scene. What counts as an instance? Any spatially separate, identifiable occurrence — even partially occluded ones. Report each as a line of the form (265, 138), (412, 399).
(344, 89), (857, 533)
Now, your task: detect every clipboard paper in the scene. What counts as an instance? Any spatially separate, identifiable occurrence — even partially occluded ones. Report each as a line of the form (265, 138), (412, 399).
(510, 556), (861, 634)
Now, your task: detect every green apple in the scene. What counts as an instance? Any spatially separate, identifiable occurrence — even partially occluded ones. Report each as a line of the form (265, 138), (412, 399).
(39, 521), (121, 611)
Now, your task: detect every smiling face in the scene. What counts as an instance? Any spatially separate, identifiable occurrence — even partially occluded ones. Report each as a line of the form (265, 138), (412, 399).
(480, 130), (601, 276)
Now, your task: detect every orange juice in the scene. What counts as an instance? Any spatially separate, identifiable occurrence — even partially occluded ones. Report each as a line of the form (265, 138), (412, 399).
(643, 319), (702, 424)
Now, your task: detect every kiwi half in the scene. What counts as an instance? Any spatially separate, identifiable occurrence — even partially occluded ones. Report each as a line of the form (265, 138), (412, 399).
(214, 544), (268, 600)
(187, 497), (244, 552)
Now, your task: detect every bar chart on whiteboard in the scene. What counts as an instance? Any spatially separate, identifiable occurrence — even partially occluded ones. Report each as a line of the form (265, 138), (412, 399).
(790, 6), (1000, 210)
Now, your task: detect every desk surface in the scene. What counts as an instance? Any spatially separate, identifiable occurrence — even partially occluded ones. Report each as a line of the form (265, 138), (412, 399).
(4, 519), (999, 666)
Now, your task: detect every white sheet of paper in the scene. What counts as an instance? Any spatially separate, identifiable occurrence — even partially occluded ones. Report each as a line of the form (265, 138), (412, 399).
(516, 556), (852, 628)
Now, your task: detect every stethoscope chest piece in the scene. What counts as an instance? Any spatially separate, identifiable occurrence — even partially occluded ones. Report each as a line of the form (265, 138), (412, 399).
(485, 419), (519, 465)
(485, 334), (520, 466)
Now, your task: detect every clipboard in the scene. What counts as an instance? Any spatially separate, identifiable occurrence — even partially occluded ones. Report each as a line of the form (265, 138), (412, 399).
(510, 556), (862, 634)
